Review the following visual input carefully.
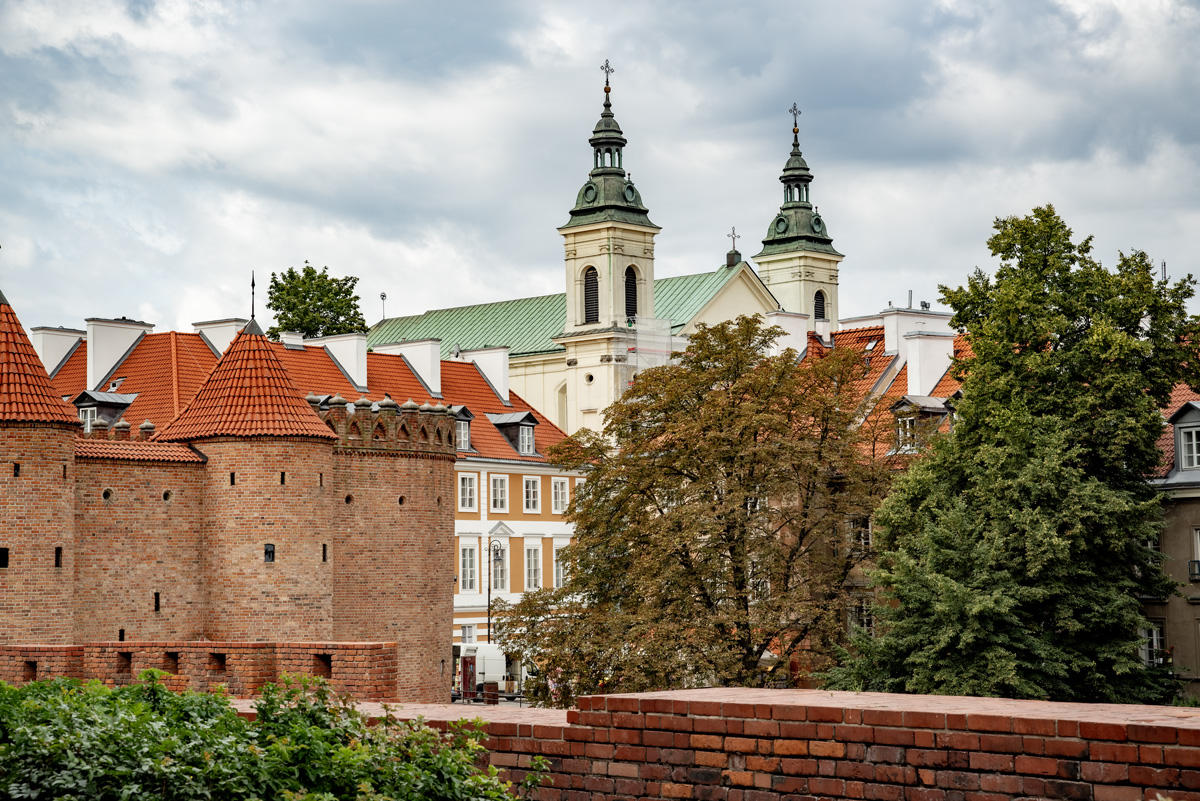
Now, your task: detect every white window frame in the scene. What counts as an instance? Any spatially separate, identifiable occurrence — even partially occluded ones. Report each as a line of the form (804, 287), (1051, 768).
(490, 475), (508, 513)
(460, 545), (477, 592)
(491, 545), (507, 591)
(849, 596), (875, 636)
(554, 546), (567, 588)
(523, 476), (541, 513)
(897, 415), (916, 450)
(519, 425), (535, 455)
(458, 473), (477, 512)
(79, 407), (97, 433)
(1183, 427), (1200, 470)
(525, 545), (541, 590)
(456, 419), (471, 451)
(1139, 621), (1165, 667)
(551, 477), (569, 514)
(461, 623), (476, 644)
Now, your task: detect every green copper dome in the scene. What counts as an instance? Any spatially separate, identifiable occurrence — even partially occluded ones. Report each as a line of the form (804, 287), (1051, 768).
(754, 126), (841, 258)
(563, 86), (658, 230)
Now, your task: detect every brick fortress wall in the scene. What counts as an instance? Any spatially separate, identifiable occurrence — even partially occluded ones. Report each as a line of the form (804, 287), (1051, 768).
(370, 688), (1200, 801)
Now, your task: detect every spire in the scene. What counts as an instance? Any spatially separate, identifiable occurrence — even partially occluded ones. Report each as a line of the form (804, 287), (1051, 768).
(157, 322), (335, 441)
(562, 61), (658, 231)
(0, 292), (79, 424)
(754, 106), (841, 259)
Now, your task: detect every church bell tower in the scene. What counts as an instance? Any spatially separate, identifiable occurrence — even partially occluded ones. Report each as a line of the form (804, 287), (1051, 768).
(754, 105), (844, 331)
(554, 61), (661, 433)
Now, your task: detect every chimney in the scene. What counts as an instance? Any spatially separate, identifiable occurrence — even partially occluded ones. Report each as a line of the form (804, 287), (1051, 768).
(880, 306), (954, 362)
(905, 331), (956, 395)
(461, 346), (510, 404)
(85, 317), (154, 390)
(764, 311), (810, 357)
(278, 331), (305, 350)
(372, 339), (442, 396)
(726, 249), (741, 268)
(309, 331), (368, 390)
(29, 326), (85, 374)
(193, 318), (249, 355)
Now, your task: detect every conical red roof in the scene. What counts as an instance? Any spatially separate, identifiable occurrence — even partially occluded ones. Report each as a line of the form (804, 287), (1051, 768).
(0, 291), (79, 424)
(157, 319), (336, 441)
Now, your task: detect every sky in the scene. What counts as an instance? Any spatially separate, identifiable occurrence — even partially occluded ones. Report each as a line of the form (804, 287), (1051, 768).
(2, 0), (1198, 335)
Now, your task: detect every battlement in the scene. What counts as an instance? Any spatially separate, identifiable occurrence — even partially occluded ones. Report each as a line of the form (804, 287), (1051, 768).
(317, 395), (458, 458)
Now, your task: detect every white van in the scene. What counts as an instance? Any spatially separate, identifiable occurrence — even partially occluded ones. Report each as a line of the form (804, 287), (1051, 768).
(461, 644), (510, 697)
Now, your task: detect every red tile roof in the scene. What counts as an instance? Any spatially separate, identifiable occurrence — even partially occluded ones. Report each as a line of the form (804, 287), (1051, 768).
(1156, 384), (1200, 478)
(104, 331), (218, 429)
(48, 339), (86, 398)
(0, 295), (79, 424)
(157, 321), (335, 441)
(440, 361), (567, 461)
(930, 333), (973, 397)
(75, 439), (205, 463)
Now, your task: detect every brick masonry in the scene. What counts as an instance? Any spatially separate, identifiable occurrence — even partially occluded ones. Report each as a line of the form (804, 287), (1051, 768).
(0, 403), (457, 702)
(292, 688), (1200, 801)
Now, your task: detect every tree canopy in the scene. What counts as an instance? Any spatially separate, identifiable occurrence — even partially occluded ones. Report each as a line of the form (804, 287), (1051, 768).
(265, 261), (368, 340)
(497, 315), (900, 707)
(824, 205), (1200, 703)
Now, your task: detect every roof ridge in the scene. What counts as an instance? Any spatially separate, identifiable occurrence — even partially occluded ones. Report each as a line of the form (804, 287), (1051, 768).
(0, 297), (80, 424)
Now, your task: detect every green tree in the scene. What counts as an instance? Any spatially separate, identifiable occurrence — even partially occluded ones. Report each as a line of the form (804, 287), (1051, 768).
(824, 205), (1199, 703)
(266, 261), (368, 340)
(497, 315), (899, 707)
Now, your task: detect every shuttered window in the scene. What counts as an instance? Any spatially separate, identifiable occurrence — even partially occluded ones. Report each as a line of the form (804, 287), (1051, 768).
(583, 267), (599, 324)
(625, 266), (637, 318)
(814, 290), (827, 320)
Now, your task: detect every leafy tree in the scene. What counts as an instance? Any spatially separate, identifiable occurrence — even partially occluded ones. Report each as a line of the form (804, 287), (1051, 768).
(497, 315), (900, 707)
(824, 205), (1199, 703)
(0, 672), (545, 799)
(266, 261), (368, 340)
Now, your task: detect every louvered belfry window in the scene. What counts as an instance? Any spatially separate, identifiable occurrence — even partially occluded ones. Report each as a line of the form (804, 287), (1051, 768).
(583, 267), (599, 324)
(625, 266), (637, 319)
(814, 290), (827, 320)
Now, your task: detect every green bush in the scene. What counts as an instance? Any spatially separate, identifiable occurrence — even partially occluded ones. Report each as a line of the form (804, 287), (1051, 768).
(0, 671), (546, 800)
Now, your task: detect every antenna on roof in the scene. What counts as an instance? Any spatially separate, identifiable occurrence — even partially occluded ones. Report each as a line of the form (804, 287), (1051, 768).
(1163, 260), (1168, 282)
(251, 271), (256, 320)
(381, 291), (387, 320)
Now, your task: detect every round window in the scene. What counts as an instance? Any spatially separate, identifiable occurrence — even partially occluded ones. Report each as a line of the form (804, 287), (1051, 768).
(774, 217), (788, 234)
(583, 184), (597, 203)
(623, 185), (637, 202)
(812, 214), (824, 232)
(585, 374), (594, 385)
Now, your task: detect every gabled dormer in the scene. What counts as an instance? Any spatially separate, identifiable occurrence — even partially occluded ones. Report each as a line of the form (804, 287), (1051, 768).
(1168, 402), (1200, 477)
(487, 411), (539, 456)
(449, 405), (476, 453)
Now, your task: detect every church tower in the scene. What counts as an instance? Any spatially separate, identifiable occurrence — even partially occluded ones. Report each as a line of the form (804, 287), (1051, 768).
(554, 62), (660, 433)
(753, 108), (844, 331)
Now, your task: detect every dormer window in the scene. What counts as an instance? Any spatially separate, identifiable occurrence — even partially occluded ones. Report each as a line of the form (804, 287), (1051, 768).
(487, 411), (539, 456)
(519, 425), (535, 455)
(79, 407), (97, 433)
(456, 420), (470, 451)
(1183, 428), (1200, 470)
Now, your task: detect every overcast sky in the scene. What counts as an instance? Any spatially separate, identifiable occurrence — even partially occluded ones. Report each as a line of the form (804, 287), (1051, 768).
(2, 0), (1198, 335)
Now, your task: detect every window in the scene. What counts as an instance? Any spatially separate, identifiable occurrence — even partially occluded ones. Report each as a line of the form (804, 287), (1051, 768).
(554, 547), (568, 588)
(491, 475), (508, 512)
(491, 546), (507, 591)
(849, 597), (875, 635)
(1139, 621), (1165, 667)
(154, 592), (160, 612)
(54, 546), (62, 568)
(322, 543), (328, 563)
(523, 477), (540, 513)
(896, 416), (916, 450)
(79, 407), (97, 433)
(456, 419), (471, 451)
(459, 474), (478, 512)
(847, 518), (872, 554)
(460, 545), (477, 592)
(552, 478), (569, 514)
(526, 546), (541, 590)
(1183, 428), (1200, 469)
(264, 543), (275, 563)
(461, 624), (476, 644)
(814, 290), (827, 320)
(518, 426), (535, 455)
(0, 547), (8, 569)
(625, 266), (638, 319)
(583, 267), (599, 324)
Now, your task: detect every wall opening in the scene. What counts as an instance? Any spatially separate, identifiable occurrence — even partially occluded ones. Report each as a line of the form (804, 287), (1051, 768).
(162, 490), (172, 502)
(583, 267), (599, 324)
(397, 496), (405, 506)
(209, 653), (227, 675)
(12, 463), (19, 477)
(319, 472), (324, 487)
(0, 548), (8, 569)
(814, 290), (827, 321)
(264, 543), (276, 563)
(154, 591), (161, 612)
(102, 488), (113, 501)
(62, 464), (67, 479)
(164, 652), (180, 674)
(116, 652), (132, 677)
(54, 546), (62, 569)
(312, 653), (333, 679)
(345, 494), (353, 505)
(280, 471), (286, 485)
(625, 266), (638, 319)
(322, 543), (328, 562)
(118, 628), (125, 642)
(22, 661), (36, 682)
(230, 472), (236, 486)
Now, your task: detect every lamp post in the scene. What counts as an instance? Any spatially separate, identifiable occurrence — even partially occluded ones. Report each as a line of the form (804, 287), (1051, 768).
(486, 539), (504, 643)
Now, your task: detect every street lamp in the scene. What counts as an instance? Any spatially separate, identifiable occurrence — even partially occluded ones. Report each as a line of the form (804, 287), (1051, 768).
(486, 539), (504, 643)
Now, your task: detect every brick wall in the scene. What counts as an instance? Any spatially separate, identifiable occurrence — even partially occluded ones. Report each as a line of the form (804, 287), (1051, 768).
(362, 688), (1200, 801)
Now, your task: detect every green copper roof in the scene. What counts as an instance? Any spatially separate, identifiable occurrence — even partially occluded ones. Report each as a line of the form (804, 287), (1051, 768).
(368, 265), (748, 358)
(754, 126), (843, 259)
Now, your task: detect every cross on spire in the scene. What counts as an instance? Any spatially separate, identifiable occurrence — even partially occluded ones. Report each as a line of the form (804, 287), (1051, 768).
(728, 227), (740, 250)
(601, 59), (615, 86)
(789, 103), (801, 128)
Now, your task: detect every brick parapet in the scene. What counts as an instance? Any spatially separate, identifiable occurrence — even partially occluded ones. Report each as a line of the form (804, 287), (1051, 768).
(306, 688), (1200, 801)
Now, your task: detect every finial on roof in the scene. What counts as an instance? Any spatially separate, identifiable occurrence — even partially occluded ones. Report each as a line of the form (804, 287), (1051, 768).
(788, 102), (801, 146)
(401, 398), (420, 410)
(251, 270), (256, 320)
(330, 393), (347, 406)
(354, 396), (372, 408)
(601, 58), (614, 91)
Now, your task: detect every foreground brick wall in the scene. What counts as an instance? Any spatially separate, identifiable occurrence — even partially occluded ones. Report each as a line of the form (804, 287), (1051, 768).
(0, 640), (399, 701)
(363, 688), (1200, 801)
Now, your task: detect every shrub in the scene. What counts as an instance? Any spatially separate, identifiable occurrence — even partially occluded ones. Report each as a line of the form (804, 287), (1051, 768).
(0, 671), (545, 800)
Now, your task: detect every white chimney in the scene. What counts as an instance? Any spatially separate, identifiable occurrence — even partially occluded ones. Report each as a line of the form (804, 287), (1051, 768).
(880, 307), (954, 363)
(905, 331), (956, 396)
(278, 331), (305, 350)
(764, 311), (810, 357)
(372, 339), (442, 395)
(309, 332), (369, 390)
(86, 317), (154, 390)
(461, 346), (510, 403)
(29, 327), (85, 374)
(193, 318), (249, 355)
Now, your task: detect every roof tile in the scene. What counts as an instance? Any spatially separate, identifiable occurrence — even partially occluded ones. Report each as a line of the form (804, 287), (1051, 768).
(0, 295), (79, 424)
(75, 440), (204, 463)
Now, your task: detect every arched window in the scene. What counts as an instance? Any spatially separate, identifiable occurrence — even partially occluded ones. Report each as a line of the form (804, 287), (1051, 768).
(814, 290), (827, 321)
(583, 267), (599, 324)
(624, 266), (638, 319)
